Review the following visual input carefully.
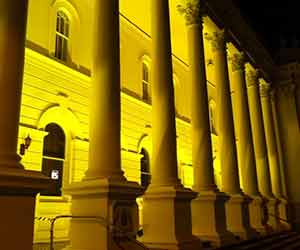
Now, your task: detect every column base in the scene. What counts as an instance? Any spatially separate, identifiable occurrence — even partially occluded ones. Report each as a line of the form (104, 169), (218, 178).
(278, 198), (291, 230)
(0, 166), (50, 250)
(265, 197), (281, 231)
(141, 185), (202, 250)
(288, 202), (300, 230)
(191, 190), (236, 247)
(63, 178), (144, 250)
(225, 194), (258, 240)
(248, 195), (268, 235)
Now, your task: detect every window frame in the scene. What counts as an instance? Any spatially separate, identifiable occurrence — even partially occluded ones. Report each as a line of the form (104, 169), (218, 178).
(54, 10), (70, 62)
(49, 1), (80, 66)
(142, 61), (151, 103)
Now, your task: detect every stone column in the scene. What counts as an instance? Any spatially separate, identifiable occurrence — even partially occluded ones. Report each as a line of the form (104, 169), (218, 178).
(270, 90), (287, 197)
(84, 0), (124, 181)
(206, 31), (255, 239)
(276, 83), (300, 230)
(260, 81), (283, 198)
(64, 1), (142, 250)
(260, 80), (290, 229)
(177, 1), (234, 246)
(0, 1), (50, 249)
(272, 89), (291, 230)
(141, 1), (200, 249)
(245, 68), (279, 230)
(229, 53), (265, 234)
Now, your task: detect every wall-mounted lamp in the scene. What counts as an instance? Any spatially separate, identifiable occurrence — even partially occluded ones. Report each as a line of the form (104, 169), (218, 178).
(20, 134), (32, 156)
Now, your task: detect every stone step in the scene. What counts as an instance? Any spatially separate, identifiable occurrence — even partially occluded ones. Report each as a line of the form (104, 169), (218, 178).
(213, 231), (300, 250)
(286, 240), (300, 250)
(129, 231), (300, 250)
(263, 234), (300, 250)
(239, 232), (298, 250)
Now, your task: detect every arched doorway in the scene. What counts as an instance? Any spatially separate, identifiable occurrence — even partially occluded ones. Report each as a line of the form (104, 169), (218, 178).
(140, 147), (151, 189)
(41, 123), (66, 196)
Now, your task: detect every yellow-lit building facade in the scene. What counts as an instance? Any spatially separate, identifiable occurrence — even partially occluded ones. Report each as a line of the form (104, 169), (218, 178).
(1, 0), (300, 250)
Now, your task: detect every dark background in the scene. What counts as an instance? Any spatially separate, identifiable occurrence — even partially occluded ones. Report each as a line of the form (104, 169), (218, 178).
(232, 0), (299, 54)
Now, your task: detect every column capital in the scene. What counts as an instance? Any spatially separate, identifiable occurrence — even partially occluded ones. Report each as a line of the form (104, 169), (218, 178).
(205, 30), (226, 52)
(270, 88), (277, 103)
(245, 69), (259, 87)
(259, 81), (271, 98)
(229, 52), (245, 72)
(177, 0), (205, 26)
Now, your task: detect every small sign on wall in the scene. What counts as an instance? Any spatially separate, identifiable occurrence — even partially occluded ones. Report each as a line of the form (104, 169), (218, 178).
(51, 169), (60, 180)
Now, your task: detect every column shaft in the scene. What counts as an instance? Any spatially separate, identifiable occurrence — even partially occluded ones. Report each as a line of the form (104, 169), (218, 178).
(207, 32), (258, 240)
(0, 0), (28, 169)
(86, 0), (123, 179)
(246, 70), (273, 198)
(141, 2), (200, 249)
(276, 83), (300, 229)
(151, 0), (179, 186)
(229, 54), (259, 196)
(178, 3), (235, 245)
(210, 32), (241, 194)
(270, 90), (287, 197)
(260, 82), (283, 198)
(65, 3), (142, 250)
(229, 54), (267, 234)
(188, 23), (216, 191)
(0, 2), (50, 250)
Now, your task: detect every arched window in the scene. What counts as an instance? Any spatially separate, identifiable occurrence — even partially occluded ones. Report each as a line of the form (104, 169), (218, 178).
(140, 148), (151, 189)
(55, 11), (69, 61)
(41, 123), (65, 196)
(142, 62), (151, 103)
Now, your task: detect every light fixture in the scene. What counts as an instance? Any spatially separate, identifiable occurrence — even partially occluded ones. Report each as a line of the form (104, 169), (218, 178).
(20, 134), (32, 156)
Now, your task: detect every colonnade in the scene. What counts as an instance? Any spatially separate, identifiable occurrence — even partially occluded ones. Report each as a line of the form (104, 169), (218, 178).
(0, 0), (290, 250)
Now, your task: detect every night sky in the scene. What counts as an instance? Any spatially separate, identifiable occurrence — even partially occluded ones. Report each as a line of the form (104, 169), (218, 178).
(232, 0), (299, 54)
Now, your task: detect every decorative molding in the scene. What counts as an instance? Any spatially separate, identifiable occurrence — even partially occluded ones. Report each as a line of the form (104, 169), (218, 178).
(245, 69), (259, 87)
(204, 30), (226, 52)
(229, 52), (245, 72)
(177, 0), (204, 26)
